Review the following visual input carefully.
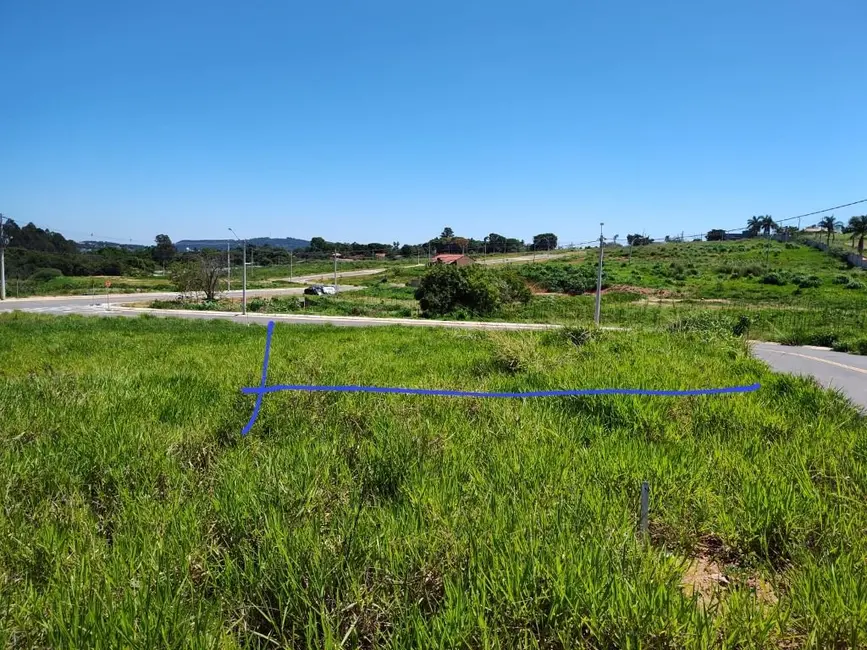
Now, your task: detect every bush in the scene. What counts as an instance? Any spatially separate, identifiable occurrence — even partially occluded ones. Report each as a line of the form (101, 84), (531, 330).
(760, 272), (786, 285)
(29, 268), (63, 282)
(845, 280), (865, 290)
(516, 263), (601, 294)
(792, 274), (821, 289)
(562, 325), (596, 347)
(415, 265), (528, 317)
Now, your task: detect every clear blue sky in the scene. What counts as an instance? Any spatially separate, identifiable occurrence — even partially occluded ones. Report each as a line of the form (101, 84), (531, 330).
(2, 0), (864, 246)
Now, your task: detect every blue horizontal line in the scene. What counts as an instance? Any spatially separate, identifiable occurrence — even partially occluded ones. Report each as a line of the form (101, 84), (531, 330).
(241, 383), (762, 398)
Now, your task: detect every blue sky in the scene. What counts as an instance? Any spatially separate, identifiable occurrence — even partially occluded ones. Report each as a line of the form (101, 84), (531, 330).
(2, 0), (864, 246)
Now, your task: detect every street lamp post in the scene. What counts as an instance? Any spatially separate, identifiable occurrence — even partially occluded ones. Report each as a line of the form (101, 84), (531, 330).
(227, 241), (231, 293)
(228, 228), (247, 315)
(0, 213), (7, 301)
(332, 252), (340, 292)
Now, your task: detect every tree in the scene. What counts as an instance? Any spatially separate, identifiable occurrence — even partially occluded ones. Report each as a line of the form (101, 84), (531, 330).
(532, 233), (558, 251)
(415, 264), (529, 317)
(487, 233), (507, 253)
(440, 227), (454, 239)
(309, 237), (328, 252)
(746, 216), (763, 237)
(818, 215), (843, 245)
(626, 234), (653, 246)
(170, 252), (223, 301)
(706, 229), (726, 241)
(751, 215), (777, 237)
(847, 215), (867, 257)
(152, 234), (176, 269)
(612, 234), (619, 245)
(452, 237), (469, 254)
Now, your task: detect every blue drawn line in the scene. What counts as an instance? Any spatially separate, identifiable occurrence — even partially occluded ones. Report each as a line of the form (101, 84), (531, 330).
(239, 320), (761, 435)
(240, 320), (276, 435)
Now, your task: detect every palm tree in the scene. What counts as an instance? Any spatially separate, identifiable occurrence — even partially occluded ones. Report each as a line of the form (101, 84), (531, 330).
(746, 216), (763, 237)
(817, 215), (842, 246)
(759, 215), (777, 237)
(848, 215), (867, 257)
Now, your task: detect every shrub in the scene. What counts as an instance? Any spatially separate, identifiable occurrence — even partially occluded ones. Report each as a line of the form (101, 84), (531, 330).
(760, 272), (786, 285)
(845, 280), (865, 290)
(29, 268), (63, 282)
(415, 265), (529, 317)
(516, 263), (601, 294)
(732, 315), (752, 337)
(562, 325), (596, 347)
(792, 274), (821, 289)
(248, 297), (267, 312)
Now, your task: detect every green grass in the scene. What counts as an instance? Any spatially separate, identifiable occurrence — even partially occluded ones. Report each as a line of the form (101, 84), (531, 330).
(1, 315), (866, 647)
(6, 274), (175, 297)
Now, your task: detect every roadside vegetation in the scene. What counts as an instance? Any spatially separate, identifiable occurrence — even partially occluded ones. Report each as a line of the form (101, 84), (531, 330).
(1, 314), (866, 647)
(147, 239), (867, 354)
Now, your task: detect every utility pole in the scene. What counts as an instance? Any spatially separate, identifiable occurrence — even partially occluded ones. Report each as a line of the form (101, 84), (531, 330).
(332, 252), (340, 292)
(594, 222), (604, 325)
(0, 213), (7, 300)
(229, 228), (247, 315)
(289, 251), (293, 282)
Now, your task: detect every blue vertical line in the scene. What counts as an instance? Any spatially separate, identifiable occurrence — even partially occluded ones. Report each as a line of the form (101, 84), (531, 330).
(241, 320), (276, 435)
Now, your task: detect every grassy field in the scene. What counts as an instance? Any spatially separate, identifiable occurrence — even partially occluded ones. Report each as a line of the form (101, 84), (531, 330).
(1, 314), (866, 647)
(237, 240), (867, 352)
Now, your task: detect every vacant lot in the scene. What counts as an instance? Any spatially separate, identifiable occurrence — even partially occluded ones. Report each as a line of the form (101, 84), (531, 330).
(2, 315), (865, 648)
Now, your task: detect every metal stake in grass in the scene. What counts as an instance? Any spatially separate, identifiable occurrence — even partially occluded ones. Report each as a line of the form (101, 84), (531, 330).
(639, 480), (650, 535)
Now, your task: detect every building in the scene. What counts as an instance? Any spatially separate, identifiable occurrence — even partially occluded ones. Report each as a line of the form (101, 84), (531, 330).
(431, 253), (473, 266)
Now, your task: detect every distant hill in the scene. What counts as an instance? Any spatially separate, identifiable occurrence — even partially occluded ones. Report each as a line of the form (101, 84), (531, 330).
(77, 240), (147, 253)
(175, 237), (309, 251)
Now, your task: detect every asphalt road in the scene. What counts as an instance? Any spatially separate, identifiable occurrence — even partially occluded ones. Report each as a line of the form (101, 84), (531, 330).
(0, 286), (358, 313)
(752, 342), (867, 410)
(0, 292), (556, 330)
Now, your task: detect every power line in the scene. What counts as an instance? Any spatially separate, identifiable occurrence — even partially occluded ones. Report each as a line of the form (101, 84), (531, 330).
(642, 197), (867, 243)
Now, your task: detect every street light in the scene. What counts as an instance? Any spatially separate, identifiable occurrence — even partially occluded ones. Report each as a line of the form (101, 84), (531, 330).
(332, 252), (341, 292)
(228, 228), (247, 315)
(0, 213), (7, 301)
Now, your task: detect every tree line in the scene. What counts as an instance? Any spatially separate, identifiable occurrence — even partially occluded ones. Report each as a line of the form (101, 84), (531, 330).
(705, 214), (867, 255)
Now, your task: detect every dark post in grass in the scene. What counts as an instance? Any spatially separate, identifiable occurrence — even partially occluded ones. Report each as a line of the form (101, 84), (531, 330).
(639, 481), (650, 535)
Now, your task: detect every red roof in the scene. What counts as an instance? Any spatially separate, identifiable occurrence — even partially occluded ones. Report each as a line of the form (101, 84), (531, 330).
(432, 254), (466, 262)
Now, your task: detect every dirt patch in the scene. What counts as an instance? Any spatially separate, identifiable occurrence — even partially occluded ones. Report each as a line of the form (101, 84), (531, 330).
(680, 537), (777, 606)
(603, 284), (675, 298)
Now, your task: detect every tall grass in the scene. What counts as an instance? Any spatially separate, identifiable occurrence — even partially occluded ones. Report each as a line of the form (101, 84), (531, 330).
(2, 315), (865, 647)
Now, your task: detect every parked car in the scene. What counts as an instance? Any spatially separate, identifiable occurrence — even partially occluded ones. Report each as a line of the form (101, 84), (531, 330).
(304, 284), (337, 296)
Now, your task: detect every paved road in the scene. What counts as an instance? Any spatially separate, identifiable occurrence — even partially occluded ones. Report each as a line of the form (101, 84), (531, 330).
(752, 342), (867, 410)
(0, 285), (365, 313)
(0, 298), (556, 331)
